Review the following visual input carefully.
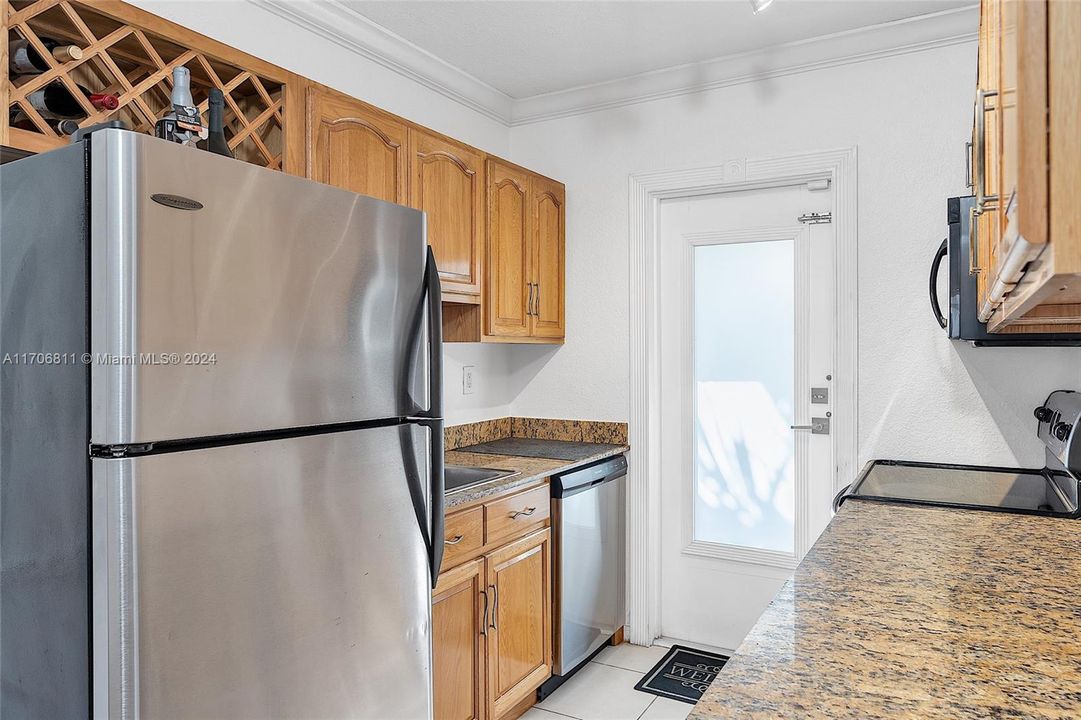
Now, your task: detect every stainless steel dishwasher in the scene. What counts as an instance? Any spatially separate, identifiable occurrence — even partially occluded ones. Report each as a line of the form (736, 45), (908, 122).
(539, 454), (627, 699)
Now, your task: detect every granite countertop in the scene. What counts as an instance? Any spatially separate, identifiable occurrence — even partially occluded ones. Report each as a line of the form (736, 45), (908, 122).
(444, 443), (628, 508)
(691, 499), (1081, 720)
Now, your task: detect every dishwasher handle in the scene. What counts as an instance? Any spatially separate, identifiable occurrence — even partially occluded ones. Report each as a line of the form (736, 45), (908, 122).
(552, 455), (627, 499)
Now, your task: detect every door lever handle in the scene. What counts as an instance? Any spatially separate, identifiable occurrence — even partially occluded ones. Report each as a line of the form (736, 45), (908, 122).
(790, 418), (830, 435)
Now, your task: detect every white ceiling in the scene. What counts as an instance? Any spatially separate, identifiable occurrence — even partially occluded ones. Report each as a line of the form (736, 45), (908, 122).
(341, 0), (974, 99)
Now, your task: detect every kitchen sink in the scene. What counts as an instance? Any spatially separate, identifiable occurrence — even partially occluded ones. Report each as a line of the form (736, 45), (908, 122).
(444, 465), (520, 494)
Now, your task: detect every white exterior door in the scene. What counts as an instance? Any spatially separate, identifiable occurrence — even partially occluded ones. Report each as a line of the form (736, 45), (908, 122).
(656, 183), (836, 651)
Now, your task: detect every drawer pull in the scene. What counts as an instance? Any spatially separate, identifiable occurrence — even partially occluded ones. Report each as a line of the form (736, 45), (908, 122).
(508, 507), (537, 519)
(444, 534), (465, 545)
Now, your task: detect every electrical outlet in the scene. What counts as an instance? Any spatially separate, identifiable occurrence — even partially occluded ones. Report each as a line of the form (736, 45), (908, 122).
(462, 365), (475, 395)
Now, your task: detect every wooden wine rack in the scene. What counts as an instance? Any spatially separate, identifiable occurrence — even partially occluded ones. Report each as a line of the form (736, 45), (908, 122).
(2, 0), (293, 170)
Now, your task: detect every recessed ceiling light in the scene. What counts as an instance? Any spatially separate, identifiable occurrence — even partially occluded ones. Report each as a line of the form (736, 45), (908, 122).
(750, 0), (775, 14)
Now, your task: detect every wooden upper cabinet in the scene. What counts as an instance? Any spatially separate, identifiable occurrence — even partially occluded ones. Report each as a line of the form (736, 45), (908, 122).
(485, 528), (551, 719)
(306, 86), (407, 204)
(486, 159), (532, 338)
(410, 129), (484, 300)
(433, 559), (486, 720)
(530, 176), (566, 339)
(972, 0), (1081, 332)
(484, 158), (566, 343)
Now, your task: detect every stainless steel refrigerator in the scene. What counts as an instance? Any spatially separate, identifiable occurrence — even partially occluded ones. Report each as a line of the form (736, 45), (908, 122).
(1, 129), (444, 719)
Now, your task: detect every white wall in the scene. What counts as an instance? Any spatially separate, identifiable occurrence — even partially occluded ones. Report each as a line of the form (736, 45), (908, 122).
(506, 40), (1081, 467)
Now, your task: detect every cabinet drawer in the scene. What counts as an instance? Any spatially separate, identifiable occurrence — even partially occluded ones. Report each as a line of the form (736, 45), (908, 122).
(484, 484), (550, 544)
(442, 507), (484, 569)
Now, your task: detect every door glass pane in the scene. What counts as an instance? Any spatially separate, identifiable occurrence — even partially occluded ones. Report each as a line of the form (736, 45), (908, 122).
(693, 239), (794, 553)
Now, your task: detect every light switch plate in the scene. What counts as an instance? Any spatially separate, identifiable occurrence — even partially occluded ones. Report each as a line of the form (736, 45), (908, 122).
(462, 365), (475, 395)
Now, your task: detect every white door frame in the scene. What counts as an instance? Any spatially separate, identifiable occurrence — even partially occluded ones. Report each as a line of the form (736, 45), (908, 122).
(626, 148), (858, 646)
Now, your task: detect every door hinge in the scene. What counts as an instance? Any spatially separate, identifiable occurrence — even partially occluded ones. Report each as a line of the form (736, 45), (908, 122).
(797, 212), (832, 225)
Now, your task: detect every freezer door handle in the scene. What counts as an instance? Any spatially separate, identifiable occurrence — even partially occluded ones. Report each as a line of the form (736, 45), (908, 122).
(423, 246), (443, 420)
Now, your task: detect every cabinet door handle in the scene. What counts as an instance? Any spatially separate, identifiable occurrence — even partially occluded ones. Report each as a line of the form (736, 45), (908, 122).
(488, 584), (498, 630)
(444, 534), (464, 545)
(973, 88), (999, 213)
(480, 588), (489, 636)
(533, 283), (540, 317)
(508, 507), (537, 519)
(968, 204), (981, 276)
(526, 282), (535, 316)
(964, 140), (973, 190)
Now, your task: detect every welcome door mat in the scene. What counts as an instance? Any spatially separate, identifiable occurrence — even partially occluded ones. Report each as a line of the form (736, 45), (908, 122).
(634, 644), (730, 704)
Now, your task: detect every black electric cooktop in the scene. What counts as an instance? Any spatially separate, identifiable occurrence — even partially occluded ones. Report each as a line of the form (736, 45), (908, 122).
(837, 459), (1080, 518)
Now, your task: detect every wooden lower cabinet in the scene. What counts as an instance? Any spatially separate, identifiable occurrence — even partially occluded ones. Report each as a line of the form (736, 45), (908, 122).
(433, 527), (551, 720)
(486, 529), (552, 718)
(433, 559), (487, 720)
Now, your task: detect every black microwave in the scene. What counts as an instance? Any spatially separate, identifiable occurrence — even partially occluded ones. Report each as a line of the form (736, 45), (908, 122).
(929, 196), (1081, 346)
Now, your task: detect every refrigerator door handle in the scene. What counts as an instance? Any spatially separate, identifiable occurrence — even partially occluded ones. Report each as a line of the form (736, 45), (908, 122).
(422, 246), (445, 586)
(400, 248), (445, 589)
(427, 417), (445, 587)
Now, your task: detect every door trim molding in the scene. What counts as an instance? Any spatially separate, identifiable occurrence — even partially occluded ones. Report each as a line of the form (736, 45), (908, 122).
(626, 147), (858, 646)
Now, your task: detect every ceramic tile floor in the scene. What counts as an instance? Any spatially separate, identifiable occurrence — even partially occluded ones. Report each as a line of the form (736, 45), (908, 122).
(523, 644), (693, 720)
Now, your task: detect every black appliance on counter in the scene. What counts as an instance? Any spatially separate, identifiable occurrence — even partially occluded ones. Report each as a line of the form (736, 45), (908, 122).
(929, 196), (1081, 346)
(835, 390), (1081, 518)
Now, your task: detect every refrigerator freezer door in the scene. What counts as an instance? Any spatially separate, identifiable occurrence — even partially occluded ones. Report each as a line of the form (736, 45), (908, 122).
(92, 424), (433, 720)
(90, 130), (429, 445)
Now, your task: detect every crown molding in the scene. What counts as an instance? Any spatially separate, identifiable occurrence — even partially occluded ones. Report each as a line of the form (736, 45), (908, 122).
(251, 1), (976, 129)
(511, 5), (977, 125)
(251, 0), (514, 124)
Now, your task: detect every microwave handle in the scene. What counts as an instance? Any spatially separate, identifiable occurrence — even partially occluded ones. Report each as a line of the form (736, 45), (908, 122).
(929, 238), (948, 330)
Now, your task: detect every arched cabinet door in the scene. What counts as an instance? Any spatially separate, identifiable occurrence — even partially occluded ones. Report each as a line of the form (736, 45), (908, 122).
(485, 159), (532, 338)
(529, 177), (565, 340)
(410, 129), (484, 300)
(306, 86), (407, 204)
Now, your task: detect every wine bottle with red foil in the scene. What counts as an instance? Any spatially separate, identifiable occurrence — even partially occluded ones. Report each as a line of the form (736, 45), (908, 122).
(19, 81), (118, 122)
(8, 37), (83, 75)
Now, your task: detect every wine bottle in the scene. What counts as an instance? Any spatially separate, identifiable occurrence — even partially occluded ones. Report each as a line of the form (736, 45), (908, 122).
(9, 37), (83, 75)
(24, 81), (118, 120)
(155, 66), (205, 146)
(203, 88), (232, 158)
